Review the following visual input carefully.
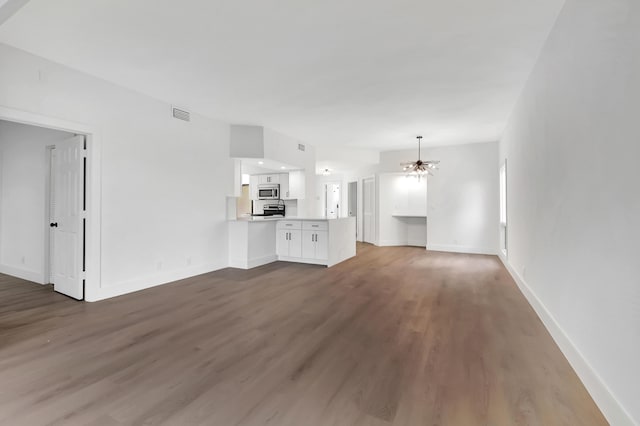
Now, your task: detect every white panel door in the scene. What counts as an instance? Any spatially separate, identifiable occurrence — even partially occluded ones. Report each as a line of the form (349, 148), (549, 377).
(52, 135), (85, 300)
(314, 231), (328, 260)
(325, 183), (340, 219)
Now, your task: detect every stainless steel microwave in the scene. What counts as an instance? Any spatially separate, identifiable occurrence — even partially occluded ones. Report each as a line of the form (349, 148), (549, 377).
(257, 184), (280, 200)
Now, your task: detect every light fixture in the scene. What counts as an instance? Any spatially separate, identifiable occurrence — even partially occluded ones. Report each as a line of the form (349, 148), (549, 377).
(400, 136), (440, 180)
(280, 166), (286, 169)
(258, 161), (264, 165)
(321, 168), (331, 176)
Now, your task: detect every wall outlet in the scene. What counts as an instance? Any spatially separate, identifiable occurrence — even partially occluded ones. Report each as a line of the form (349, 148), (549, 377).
(186, 257), (192, 266)
(522, 266), (527, 279)
(21, 256), (25, 265)
(156, 261), (163, 271)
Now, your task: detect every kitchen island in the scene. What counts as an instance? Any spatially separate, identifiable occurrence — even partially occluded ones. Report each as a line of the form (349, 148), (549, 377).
(228, 217), (356, 269)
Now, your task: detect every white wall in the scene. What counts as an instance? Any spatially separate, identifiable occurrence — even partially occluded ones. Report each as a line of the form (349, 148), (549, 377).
(0, 43), (235, 301)
(0, 120), (73, 283)
(499, 1), (639, 423)
(379, 142), (499, 254)
(377, 174), (427, 247)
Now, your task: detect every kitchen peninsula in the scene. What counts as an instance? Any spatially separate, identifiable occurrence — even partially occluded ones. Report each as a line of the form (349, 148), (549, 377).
(228, 217), (356, 269)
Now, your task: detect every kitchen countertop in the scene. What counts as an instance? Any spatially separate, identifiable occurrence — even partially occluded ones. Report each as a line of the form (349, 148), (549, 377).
(230, 216), (352, 222)
(231, 216), (284, 222)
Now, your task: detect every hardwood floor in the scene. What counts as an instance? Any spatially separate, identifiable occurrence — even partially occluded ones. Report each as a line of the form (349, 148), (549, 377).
(0, 244), (606, 425)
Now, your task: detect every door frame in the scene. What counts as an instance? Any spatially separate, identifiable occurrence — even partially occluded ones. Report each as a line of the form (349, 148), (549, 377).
(323, 181), (341, 219)
(362, 176), (376, 245)
(0, 106), (102, 301)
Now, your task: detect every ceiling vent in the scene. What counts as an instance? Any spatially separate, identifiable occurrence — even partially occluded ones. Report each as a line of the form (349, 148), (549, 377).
(298, 143), (306, 152)
(172, 106), (191, 122)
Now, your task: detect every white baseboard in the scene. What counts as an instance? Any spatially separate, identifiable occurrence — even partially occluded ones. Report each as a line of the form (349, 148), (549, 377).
(86, 260), (227, 302)
(0, 264), (45, 284)
(426, 243), (497, 255)
(499, 256), (636, 426)
(229, 254), (277, 270)
(377, 240), (407, 247)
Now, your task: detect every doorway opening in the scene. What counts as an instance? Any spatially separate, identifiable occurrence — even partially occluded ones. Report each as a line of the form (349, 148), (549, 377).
(348, 181), (357, 238)
(362, 177), (376, 245)
(324, 182), (341, 219)
(0, 119), (88, 300)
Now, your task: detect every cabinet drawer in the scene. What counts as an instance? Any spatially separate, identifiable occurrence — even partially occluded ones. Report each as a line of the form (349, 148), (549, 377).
(302, 221), (328, 231)
(277, 220), (302, 230)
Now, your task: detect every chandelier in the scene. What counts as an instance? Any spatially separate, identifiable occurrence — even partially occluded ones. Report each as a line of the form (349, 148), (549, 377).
(400, 136), (439, 180)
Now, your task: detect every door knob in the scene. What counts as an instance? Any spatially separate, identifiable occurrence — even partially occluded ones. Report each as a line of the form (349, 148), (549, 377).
(50, 222), (58, 227)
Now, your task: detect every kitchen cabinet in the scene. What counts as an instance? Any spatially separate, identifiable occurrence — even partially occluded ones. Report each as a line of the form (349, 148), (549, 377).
(302, 230), (328, 260)
(287, 170), (305, 199)
(276, 221), (302, 258)
(270, 217), (356, 267)
(279, 171), (305, 200)
(259, 174), (279, 184)
(250, 174), (280, 200)
(249, 172), (305, 200)
(279, 173), (290, 200)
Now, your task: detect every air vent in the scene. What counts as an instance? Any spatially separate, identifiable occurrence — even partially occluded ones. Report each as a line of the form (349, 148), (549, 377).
(172, 106), (191, 122)
(298, 143), (305, 152)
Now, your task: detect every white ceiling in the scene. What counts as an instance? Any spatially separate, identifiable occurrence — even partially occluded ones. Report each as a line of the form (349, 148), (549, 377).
(0, 0), (564, 151)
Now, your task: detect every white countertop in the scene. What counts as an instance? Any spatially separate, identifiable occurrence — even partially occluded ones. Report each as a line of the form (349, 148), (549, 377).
(231, 216), (283, 222)
(230, 216), (354, 222)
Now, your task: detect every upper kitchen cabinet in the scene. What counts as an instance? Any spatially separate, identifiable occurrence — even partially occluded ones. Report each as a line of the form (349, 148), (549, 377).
(281, 171), (305, 200)
(259, 174), (279, 184)
(250, 172), (305, 200)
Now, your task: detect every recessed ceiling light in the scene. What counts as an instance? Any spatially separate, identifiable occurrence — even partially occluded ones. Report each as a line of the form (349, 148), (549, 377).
(258, 161), (264, 165)
(280, 166), (286, 169)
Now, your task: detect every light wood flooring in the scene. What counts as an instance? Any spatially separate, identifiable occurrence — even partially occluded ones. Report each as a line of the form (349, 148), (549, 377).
(0, 244), (607, 425)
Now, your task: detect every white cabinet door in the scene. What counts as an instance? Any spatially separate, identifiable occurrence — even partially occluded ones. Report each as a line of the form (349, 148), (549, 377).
(288, 170), (305, 199)
(258, 174), (280, 184)
(302, 230), (315, 258)
(314, 231), (328, 260)
(276, 229), (289, 256)
(288, 229), (302, 258)
(279, 173), (291, 200)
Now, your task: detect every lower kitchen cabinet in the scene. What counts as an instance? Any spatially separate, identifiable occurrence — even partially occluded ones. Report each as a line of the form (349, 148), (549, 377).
(275, 217), (355, 267)
(276, 228), (301, 258)
(302, 230), (328, 260)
